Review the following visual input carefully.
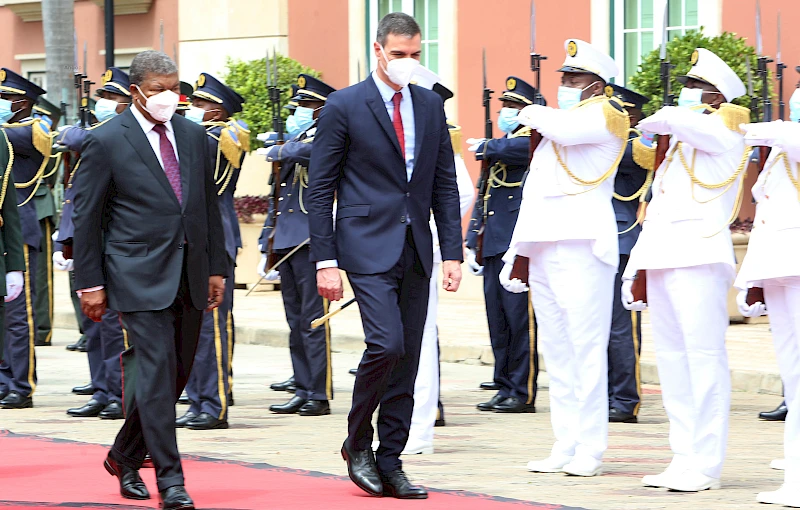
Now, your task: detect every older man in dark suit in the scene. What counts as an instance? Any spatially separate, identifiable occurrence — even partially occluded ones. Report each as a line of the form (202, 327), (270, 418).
(73, 50), (226, 510)
(307, 12), (463, 500)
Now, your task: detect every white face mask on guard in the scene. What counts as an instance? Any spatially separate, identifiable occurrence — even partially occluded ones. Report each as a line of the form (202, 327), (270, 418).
(135, 85), (179, 123)
(379, 46), (420, 88)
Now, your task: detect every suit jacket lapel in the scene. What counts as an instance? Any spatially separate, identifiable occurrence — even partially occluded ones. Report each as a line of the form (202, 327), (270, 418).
(365, 78), (403, 158)
(121, 109), (179, 208)
(171, 116), (191, 212)
(411, 85), (427, 167)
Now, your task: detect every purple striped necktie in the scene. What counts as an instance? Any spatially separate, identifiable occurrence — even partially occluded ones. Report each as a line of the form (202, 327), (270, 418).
(152, 123), (183, 204)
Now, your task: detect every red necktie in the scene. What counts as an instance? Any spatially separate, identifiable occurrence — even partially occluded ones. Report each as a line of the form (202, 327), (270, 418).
(152, 123), (183, 204)
(392, 92), (405, 155)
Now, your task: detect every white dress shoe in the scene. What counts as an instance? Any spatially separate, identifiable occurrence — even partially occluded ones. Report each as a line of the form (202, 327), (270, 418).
(663, 470), (721, 492)
(642, 469), (683, 488)
(757, 485), (800, 507)
(402, 439), (434, 455)
(562, 456), (603, 477)
(526, 454), (573, 473)
(770, 458), (786, 470)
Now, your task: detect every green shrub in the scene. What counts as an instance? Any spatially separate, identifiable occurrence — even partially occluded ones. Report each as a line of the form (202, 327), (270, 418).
(223, 54), (321, 143)
(629, 30), (771, 121)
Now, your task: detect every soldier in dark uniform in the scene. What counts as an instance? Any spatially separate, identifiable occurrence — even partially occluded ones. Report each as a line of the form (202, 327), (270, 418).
(465, 76), (539, 413)
(607, 84), (651, 423)
(175, 72), (246, 430)
(0, 68), (47, 408)
(259, 74), (334, 416)
(58, 67), (131, 420)
(176, 81), (194, 115)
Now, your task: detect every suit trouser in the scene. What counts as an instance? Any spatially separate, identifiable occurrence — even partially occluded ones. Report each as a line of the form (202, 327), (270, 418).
(186, 275), (234, 418)
(527, 240), (615, 461)
(111, 267), (203, 492)
(346, 228), (429, 473)
(83, 309), (125, 405)
(608, 254), (643, 415)
(69, 270), (86, 336)
(0, 245), (37, 397)
(762, 279), (800, 485)
(279, 246), (332, 401)
(483, 254), (538, 403)
(35, 217), (54, 345)
(408, 262), (440, 446)
(647, 264), (731, 479)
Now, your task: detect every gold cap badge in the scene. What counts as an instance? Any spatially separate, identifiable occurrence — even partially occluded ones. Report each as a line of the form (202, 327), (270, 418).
(81, 97), (88, 107)
(197, 74), (206, 87)
(690, 50), (699, 65)
(102, 69), (112, 85)
(604, 85), (614, 98)
(298, 76), (307, 88)
(506, 77), (517, 91)
(567, 41), (578, 58)
(0, 70), (5, 83)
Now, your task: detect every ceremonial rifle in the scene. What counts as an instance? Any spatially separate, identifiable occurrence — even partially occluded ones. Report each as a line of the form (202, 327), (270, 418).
(265, 49), (285, 270)
(630, 1), (674, 303)
(776, 12), (785, 121)
(472, 48), (492, 266)
(508, 0), (547, 284)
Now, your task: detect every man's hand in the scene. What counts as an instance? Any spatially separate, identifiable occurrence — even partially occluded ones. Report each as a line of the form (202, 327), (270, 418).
(442, 260), (462, 292)
(317, 267), (343, 301)
(5, 271), (23, 302)
(80, 289), (107, 322)
(206, 276), (225, 311)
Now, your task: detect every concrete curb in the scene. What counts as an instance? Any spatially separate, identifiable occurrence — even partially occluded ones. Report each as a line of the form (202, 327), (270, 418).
(53, 310), (783, 396)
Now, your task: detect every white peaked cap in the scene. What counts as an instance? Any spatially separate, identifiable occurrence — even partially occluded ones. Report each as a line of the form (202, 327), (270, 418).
(679, 48), (746, 102)
(558, 39), (619, 83)
(410, 65), (441, 90)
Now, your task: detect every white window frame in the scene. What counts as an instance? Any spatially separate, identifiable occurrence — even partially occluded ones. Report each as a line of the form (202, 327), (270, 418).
(367, 0), (440, 74)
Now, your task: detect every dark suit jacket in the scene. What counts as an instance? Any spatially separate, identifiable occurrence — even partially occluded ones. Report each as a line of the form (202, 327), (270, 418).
(72, 108), (227, 313)
(306, 77), (463, 277)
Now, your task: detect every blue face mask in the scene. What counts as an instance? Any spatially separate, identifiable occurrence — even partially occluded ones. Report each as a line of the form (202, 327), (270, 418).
(95, 98), (125, 123)
(286, 114), (303, 138)
(184, 106), (207, 125)
(677, 87), (705, 110)
(0, 98), (21, 124)
(789, 88), (800, 123)
(557, 81), (599, 110)
(497, 107), (521, 133)
(293, 105), (319, 134)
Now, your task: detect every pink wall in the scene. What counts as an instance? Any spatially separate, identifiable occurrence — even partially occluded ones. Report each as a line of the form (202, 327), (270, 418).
(287, 0), (350, 90)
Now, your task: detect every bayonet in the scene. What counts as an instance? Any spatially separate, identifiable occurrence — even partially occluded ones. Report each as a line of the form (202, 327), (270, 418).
(658, 1), (674, 107)
(529, 0), (546, 105)
(529, 0), (536, 55)
(777, 12), (786, 120)
(755, 0), (772, 122)
(755, 0), (763, 57)
(159, 20), (164, 52)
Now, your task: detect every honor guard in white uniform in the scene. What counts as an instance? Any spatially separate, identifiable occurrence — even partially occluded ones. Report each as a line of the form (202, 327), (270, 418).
(623, 48), (749, 492)
(501, 40), (629, 477)
(734, 115), (800, 507)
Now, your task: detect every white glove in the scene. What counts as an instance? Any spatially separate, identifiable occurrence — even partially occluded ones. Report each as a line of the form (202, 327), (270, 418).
(736, 289), (767, 318)
(466, 138), (486, 146)
(256, 131), (277, 142)
(621, 279), (647, 311)
(264, 145), (280, 162)
(52, 229), (59, 242)
(636, 106), (677, 135)
(465, 249), (483, 276)
(257, 254), (268, 278)
(5, 271), (23, 303)
(516, 104), (547, 128)
(256, 147), (270, 157)
(499, 262), (528, 293)
(264, 270), (280, 281)
(53, 251), (74, 272)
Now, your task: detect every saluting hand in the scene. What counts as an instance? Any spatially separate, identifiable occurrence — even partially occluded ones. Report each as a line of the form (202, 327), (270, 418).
(80, 289), (107, 322)
(442, 260), (462, 293)
(317, 267), (344, 301)
(206, 276), (225, 311)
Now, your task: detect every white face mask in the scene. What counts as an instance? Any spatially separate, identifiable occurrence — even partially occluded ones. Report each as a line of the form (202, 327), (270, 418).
(185, 106), (208, 124)
(379, 46), (420, 88)
(556, 80), (599, 110)
(789, 88), (800, 123)
(95, 97), (127, 123)
(135, 85), (179, 123)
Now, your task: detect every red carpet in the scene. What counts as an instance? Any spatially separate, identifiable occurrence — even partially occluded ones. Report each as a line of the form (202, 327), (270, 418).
(0, 431), (579, 510)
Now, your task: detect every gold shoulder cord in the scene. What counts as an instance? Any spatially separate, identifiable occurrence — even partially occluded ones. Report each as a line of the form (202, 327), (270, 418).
(15, 119), (53, 206)
(0, 131), (16, 225)
(780, 151), (800, 201)
(297, 164), (309, 214)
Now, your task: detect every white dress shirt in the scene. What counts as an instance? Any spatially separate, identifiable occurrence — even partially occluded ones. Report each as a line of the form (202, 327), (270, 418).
(130, 103), (179, 168)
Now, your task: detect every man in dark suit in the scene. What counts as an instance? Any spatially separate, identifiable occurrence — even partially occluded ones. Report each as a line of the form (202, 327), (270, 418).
(307, 12), (463, 500)
(73, 50), (226, 510)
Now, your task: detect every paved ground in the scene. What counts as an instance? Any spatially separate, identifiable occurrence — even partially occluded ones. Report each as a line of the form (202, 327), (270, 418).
(2, 326), (788, 510)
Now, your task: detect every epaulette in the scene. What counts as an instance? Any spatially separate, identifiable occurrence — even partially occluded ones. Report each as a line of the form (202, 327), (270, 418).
(219, 123), (245, 169)
(86, 118), (112, 130)
(714, 103), (750, 134)
(632, 136), (656, 171)
(508, 126), (532, 139)
(449, 124), (462, 156)
(229, 120), (250, 152)
(32, 118), (52, 159)
(603, 97), (630, 140)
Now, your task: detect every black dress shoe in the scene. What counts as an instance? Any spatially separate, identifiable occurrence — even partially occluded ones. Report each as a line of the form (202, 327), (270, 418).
(34, 338), (51, 347)
(759, 401), (788, 421)
(72, 382), (95, 395)
(435, 402), (445, 427)
(66, 335), (87, 351)
(493, 397), (536, 413)
(477, 393), (505, 411)
(186, 412), (229, 430)
(609, 407), (638, 423)
(175, 411), (197, 428)
(270, 376), (295, 392)
(0, 389), (7, 402)
(177, 394), (190, 405)
(104, 455), (150, 500)
(381, 469), (428, 499)
(67, 399), (105, 417)
(228, 392), (234, 406)
(269, 395), (307, 414)
(0, 391), (32, 409)
(480, 381), (500, 391)
(349, 368), (358, 376)
(159, 485), (194, 510)
(298, 400), (330, 416)
(99, 401), (124, 420)
(341, 442), (382, 496)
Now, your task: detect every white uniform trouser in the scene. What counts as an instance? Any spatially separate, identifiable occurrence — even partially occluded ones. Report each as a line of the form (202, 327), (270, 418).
(527, 240), (615, 461)
(408, 262), (440, 446)
(763, 278), (800, 485)
(647, 263), (731, 479)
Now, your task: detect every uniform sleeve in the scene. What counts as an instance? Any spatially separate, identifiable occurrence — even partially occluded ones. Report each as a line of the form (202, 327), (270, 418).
(517, 103), (619, 147)
(203, 134), (228, 277)
(455, 154), (475, 219)
(0, 132), (24, 273)
(274, 139), (313, 166)
(483, 136), (531, 166)
(3, 124), (36, 157)
(638, 106), (742, 156)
